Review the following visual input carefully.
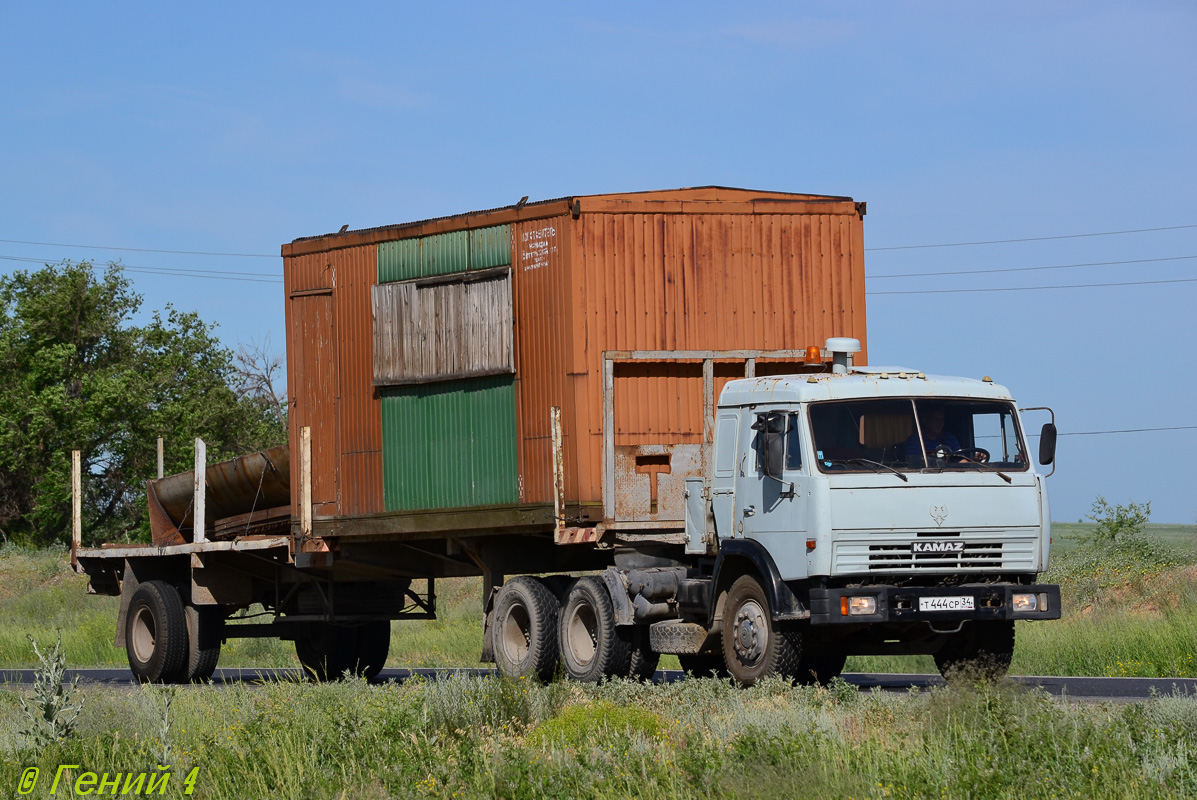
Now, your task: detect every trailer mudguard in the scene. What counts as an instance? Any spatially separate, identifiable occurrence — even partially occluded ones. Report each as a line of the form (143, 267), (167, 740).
(710, 539), (808, 624)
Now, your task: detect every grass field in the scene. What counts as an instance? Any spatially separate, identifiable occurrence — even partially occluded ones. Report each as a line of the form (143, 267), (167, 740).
(2, 672), (1196, 798)
(1, 522), (1195, 677)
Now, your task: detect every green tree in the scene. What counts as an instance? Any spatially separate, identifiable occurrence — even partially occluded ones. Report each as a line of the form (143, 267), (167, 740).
(0, 261), (285, 545)
(1086, 496), (1152, 545)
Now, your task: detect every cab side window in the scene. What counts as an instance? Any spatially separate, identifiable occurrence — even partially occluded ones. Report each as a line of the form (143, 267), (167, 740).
(785, 413), (802, 470)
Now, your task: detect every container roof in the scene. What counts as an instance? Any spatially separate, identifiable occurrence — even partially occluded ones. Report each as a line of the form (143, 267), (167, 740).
(283, 186), (862, 257)
(718, 370), (1016, 406)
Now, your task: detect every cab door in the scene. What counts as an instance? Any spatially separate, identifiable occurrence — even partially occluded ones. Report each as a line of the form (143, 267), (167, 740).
(733, 409), (810, 579)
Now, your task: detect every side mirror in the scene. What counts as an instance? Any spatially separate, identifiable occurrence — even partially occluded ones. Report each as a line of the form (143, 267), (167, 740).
(1038, 422), (1057, 466)
(753, 412), (787, 480)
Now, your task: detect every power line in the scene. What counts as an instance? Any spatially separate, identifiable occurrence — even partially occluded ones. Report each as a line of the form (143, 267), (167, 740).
(0, 238), (276, 258)
(867, 224), (1197, 252)
(867, 254), (1197, 280)
(1059, 426), (1197, 437)
(867, 277), (1197, 296)
(0, 255), (282, 284)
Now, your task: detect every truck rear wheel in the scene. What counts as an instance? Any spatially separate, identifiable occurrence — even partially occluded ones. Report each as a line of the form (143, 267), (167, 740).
(182, 605), (223, 682)
(622, 626), (660, 681)
(493, 577), (560, 682)
(720, 575), (801, 686)
(126, 580), (188, 684)
(934, 620), (1015, 683)
(559, 576), (631, 682)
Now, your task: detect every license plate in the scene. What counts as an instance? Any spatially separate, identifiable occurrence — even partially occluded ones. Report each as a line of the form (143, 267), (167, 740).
(919, 596), (975, 612)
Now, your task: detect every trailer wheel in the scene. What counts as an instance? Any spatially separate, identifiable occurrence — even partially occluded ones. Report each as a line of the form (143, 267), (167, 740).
(355, 620), (391, 680)
(720, 574), (802, 686)
(295, 622), (357, 681)
(559, 576), (631, 683)
(622, 626), (660, 681)
(493, 577), (559, 682)
(126, 581), (188, 683)
(934, 620), (1015, 683)
(181, 605), (223, 682)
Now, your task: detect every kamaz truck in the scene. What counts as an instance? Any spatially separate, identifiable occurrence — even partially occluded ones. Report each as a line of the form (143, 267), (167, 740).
(71, 189), (1060, 686)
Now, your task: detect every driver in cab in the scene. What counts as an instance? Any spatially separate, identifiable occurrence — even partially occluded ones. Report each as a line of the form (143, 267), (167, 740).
(905, 405), (960, 459)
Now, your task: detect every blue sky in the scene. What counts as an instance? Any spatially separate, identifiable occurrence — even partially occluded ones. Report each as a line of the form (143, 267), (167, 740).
(2, 2), (1194, 521)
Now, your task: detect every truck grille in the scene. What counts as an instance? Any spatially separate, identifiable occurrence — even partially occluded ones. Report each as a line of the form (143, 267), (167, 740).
(867, 541), (1001, 570)
(831, 531), (1039, 574)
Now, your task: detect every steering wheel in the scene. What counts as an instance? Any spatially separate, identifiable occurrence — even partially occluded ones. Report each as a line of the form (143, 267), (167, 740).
(929, 446), (990, 463)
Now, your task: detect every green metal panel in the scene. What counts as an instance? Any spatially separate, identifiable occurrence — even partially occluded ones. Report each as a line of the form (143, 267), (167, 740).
(379, 225), (511, 283)
(378, 238), (422, 283)
(381, 375), (518, 511)
(422, 230), (470, 277)
(469, 225), (511, 269)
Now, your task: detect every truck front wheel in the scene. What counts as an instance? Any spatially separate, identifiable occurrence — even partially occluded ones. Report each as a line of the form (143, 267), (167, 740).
(493, 577), (560, 682)
(720, 575), (801, 686)
(934, 620), (1015, 683)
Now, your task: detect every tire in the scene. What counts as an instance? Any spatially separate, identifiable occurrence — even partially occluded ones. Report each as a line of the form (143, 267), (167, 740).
(678, 651), (728, 678)
(295, 622), (358, 681)
(622, 626), (660, 681)
(355, 620), (391, 680)
(720, 574), (802, 686)
(559, 576), (632, 683)
(125, 580), (188, 684)
(181, 605), (223, 682)
(934, 620), (1015, 683)
(493, 577), (560, 682)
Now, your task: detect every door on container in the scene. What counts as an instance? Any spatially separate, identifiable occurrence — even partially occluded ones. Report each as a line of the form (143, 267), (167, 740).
(733, 408), (809, 579)
(290, 290), (339, 515)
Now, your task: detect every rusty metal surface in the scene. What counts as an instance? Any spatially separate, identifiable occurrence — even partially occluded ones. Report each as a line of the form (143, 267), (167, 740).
(284, 245), (384, 520)
(575, 209), (868, 510)
(511, 217), (574, 507)
(371, 269), (514, 385)
(283, 188), (866, 532)
(612, 443), (701, 522)
(282, 186), (852, 258)
(147, 445), (290, 541)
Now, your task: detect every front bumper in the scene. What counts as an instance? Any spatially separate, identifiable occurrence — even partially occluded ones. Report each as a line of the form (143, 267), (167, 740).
(809, 583), (1061, 625)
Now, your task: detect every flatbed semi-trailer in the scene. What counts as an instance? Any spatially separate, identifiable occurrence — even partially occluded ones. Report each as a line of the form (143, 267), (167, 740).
(74, 187), (1061, 684)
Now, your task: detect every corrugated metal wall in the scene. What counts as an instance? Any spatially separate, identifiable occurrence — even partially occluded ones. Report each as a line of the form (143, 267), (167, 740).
(570, 210), (867, 504)
(284, 247), (384, 519)
(380, 376), (518, 511)
(374, 224), (519, 511)
(511, 218), (574, 505)
(377, 225), (511, 282)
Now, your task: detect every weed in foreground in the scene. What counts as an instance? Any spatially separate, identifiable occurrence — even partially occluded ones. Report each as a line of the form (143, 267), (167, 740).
(18, 632), (84, 748)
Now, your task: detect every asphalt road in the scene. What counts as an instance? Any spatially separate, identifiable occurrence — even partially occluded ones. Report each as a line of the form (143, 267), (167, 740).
(3, 668), (1195, 701)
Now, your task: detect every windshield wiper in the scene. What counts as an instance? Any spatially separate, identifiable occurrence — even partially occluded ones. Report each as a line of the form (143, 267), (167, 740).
(837, 458), (909, 482)
(946, 452), (1012, 483)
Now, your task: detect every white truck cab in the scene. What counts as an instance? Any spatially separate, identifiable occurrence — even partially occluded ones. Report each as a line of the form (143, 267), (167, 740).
(662, 339), (1061, 684)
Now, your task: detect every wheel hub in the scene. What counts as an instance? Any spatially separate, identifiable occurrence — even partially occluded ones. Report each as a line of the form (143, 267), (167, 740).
(732, 600), (767, 664)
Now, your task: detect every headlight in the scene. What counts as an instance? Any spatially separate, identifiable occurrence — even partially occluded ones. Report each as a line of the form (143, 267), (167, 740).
(1012, 593), (1038, 612)
(840, 596), (877, 616)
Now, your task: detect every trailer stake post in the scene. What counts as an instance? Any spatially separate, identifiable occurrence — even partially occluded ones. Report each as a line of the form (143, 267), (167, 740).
(71, 450), (81, 569)
(193, 438), (207, 543)
(300, 426), (312, 536)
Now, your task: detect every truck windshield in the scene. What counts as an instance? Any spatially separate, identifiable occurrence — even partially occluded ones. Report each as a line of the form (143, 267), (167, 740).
(809, 398), (1029, 473)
